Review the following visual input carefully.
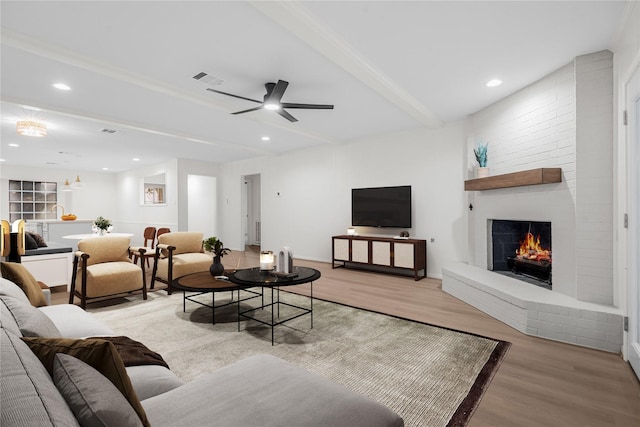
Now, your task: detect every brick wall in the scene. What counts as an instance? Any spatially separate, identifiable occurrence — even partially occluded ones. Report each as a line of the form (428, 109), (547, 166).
(575, 51), (614, 304)
(466, 50), (615, 306)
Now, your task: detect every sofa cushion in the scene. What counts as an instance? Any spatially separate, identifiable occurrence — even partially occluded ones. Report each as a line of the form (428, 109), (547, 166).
(27, 231), (48, 248)
(158, 232), (204, 255)
(78, 262), (143, 298)
(127, 365), (186, 401)
(0, 297), (21, 335)
(24, 231), (39, 250)
(39, 304), (115, 338)
(1, 262), (48, 306)
(21, 337), (150, 427)
(78, 237), (131, 266)
(0, 277), (31, 303)
(155, 253), (211, 281)
(0, 295), (62, 338)
(1, 328), (80, 426)
(53, 353), (144, 427)
(142, 354), (404, 427)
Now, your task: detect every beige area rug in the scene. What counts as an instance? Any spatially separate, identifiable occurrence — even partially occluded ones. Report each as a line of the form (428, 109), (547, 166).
(89, 290), (510, 427)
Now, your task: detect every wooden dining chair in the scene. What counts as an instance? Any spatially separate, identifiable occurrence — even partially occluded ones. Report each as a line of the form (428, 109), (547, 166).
(156, 227), (170, 246)
(133, 227), (156, 268)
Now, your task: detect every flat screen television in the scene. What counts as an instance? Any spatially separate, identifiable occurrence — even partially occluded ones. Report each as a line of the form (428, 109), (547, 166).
(352, 185), (412, 228)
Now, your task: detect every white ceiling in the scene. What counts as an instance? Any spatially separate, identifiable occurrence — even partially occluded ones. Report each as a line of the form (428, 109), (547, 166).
(0, 1), (627, 173)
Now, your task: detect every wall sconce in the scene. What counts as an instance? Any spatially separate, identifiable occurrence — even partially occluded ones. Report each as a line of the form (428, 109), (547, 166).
(260, 250), (274, 271)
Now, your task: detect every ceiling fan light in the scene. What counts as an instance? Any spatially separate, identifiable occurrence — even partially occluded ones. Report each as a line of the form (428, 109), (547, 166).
(16, 120), (47, 137)
(263, 103), (280, 111)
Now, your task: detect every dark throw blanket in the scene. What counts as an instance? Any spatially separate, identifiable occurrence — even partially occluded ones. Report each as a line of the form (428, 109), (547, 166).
(89, 336), (170, 369)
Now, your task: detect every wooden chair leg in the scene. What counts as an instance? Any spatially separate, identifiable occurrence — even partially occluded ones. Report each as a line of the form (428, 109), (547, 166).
(69, 256), (79, 305)
(141, 260), (147, 300)
(166, 252), (174, 295)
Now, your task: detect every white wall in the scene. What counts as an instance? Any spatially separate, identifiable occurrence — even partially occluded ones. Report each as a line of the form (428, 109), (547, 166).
(176, 159), (221, 233)
(1, 165), (117, 223)
(116, 159), (178, 246)
(219, 123), (466, 279)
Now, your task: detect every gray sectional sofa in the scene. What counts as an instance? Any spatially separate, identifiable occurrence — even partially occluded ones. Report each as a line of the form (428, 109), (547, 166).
(0, 277), (404, 426)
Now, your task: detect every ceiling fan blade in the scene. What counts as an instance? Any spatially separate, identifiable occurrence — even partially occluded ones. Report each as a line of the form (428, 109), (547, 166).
(277, 109), (298, 122)
(206, 88), (262, 104)
(281, 103), (334, 110)
(232, 106), (264, 115)
(266, 80), (289, 103)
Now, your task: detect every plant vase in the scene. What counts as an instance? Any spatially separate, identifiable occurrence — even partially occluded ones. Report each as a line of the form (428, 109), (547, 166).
(209, 256), (224, 276)
(475, 167), (490, 178)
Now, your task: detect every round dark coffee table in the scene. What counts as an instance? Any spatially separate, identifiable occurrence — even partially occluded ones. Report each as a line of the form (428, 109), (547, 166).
(228, 266), (321, 345)
(172, 271), (261, 324)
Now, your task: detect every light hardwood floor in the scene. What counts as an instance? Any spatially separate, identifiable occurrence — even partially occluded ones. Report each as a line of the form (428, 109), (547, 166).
(53, 247), (640, 426)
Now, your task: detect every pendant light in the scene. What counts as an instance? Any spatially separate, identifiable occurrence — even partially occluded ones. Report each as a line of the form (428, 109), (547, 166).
(71, 174), (84, 189)
(70, 155), (84, 189)
(62, 179), (73, 192)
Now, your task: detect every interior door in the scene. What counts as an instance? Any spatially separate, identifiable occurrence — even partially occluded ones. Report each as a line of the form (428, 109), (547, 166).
(627, 66), (640, 380)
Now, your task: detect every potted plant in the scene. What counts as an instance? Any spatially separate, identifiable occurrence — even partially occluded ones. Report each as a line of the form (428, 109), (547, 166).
(474, 141), (489, 178)
(92, 216), (113, 236)
(203, 236), (230, 276)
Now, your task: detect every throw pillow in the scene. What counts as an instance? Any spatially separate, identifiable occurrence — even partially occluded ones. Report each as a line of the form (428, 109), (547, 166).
(21, 337), (150, 427)
(53, 353), (144, 427)
(24, 232), (38, 250)
(0, 262), (48, 307)
(0, 295), (61, 337)
(27, 232), (48, 248)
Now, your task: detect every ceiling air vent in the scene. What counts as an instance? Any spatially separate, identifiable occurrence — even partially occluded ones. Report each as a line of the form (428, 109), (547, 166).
(100, 128), (118, 134)
(193, 71), (223, 87)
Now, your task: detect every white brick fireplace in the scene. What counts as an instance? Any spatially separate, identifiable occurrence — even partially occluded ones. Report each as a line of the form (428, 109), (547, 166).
(443, 50), (624, 353)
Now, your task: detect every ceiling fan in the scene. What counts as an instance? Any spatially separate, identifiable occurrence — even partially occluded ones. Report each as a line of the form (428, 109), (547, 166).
(201, 78), (334, 123)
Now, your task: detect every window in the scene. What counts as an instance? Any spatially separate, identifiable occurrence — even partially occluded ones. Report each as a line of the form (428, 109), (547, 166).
(9, 180), (58, 223)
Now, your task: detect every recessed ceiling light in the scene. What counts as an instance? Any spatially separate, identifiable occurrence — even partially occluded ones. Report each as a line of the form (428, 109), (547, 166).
(261, 136), (270, 141)
(132, 158), (140, 161)
(102, 167), (109, 171)
(0, 159), (5, 162)
(9, 143), (19, 147)
(53, 83), (71, 91)
(486, 79), (502, 87)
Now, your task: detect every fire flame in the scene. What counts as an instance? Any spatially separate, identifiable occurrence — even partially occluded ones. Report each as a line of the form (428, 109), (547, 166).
(516, 232), (551, 262)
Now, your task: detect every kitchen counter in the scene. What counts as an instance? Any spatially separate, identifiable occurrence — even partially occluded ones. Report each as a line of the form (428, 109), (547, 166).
(27, 219), (94, 224)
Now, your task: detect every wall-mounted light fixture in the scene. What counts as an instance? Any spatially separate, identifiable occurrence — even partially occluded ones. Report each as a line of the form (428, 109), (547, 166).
(16, 120), (47, 137)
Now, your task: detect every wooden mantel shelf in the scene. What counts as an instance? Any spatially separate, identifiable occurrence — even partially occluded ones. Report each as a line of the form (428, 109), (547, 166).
(464, 168), (562, 191)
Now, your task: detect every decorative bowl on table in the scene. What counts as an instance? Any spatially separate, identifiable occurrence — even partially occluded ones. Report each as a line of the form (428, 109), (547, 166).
(61, 214), (77, 221)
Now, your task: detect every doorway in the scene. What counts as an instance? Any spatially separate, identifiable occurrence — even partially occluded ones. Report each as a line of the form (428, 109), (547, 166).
(242, 174), (261, 248)
(627, 65), (640, 380)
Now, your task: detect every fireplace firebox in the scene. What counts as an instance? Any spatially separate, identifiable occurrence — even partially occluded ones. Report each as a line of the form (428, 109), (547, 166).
(489, 220), (552, 289)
